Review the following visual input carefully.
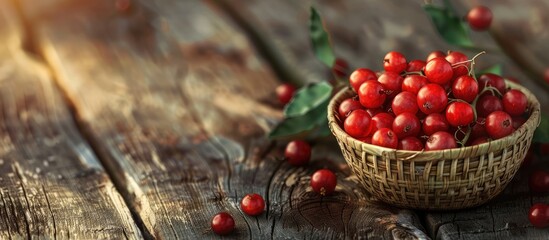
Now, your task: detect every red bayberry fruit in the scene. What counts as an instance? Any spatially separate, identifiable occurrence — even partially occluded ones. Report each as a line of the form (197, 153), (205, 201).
(502, 89), (528, 116)
(529, 203), (549, 228)
(371, 113), (395, 133)
(467, 6), (493, 31)
(276, 83), (296, 105)
(372, 128), (399, 149)
(423, 113), (450, 136)
(452, 75), (479, 103)
(427, 51), (446, 62)
(417, 84), (448, 114)
(476, 95), (503, 117)
(425, 131), (457, 151)
(398, 137), (423, 151)
(478, 73), (506, 95)
(358, 80), (386, 109)
(241, 193), (265, 216)
(358, 136), (372, 144)
(445, 102), (474, 127)
(344, 109), (373, 138)
(333, 58), (349, 78)
(211, 212), (235, 235)
(366, 108), (383, 117)
(406, 60), (426, 72)
(470, 137), (489, 146)
(470, 117), (487, 139)
(392, 91), (418, 116)
(512, 116), (527, 129)
(392, 112), (421, 139)
(402, 75), (428, 95)
(310, 169), (337, 196)
(284, 140), (311, 166)
(377, 72), (403, 98)
(529, 171), (549, 193)
(445, 51), (469, 77)
(349, 68), (377, 93)
(425, 57), (454, 84)
(338, 98), (363, 119)
(485, 111), (514, 139)
(383, 51), (407, 73)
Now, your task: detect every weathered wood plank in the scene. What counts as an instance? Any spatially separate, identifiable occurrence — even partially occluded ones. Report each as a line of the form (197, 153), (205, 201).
(0, 2), (142, 239)
(216, 0), (549, 239)
(20, 0), (428, 238)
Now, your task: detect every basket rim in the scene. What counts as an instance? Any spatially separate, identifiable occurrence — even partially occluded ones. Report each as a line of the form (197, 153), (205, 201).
(327, 80), (541, 162)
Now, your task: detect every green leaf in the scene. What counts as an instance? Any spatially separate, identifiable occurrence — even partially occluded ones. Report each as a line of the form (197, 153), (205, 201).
(423, 5), (474, 48)
(269, 97), (329, 139)
(284, 82), (333, 117)
(310, 7), (335, 67)
(533, 113), (549, 143)
(476, 64), (502, 76)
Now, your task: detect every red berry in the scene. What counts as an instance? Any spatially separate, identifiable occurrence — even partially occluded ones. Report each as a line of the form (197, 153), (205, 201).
(392, 91), (418, 116)
(445, 102), (474, 127)
(467, 6), (493, 31)
(349, 68), (377, 92)
(284, 140), (311, 166)
(425, 57), (454, 84)
(476, 95), (503, 117)
(276, 83), (296, 105)
(371, 113), (395, 133)
(333, 58), (349, 78)
(529, 171), (549, 193)
(358, 136), (372, 144)
(377, 72), (403, 98)
(310, 169), (337, 196)
(371, 128), (399, 149)
(423, 113), (450, 136)
(470, 117), (487, 139)
(478, 73), (506, 96)
(445, 51), (469, 77)
(338, 98), (363, 119)
(406, 60), (426, 72)
(485, 111), (514, 139)
(344, 109), (373, 138)
(417, 84), (448, 114)
(529, 203), (549, 228)
(425, 131), (457, 151)
(366, 108), (383, 117)
(402, 75), (428, 95)
(241, 193), (265, 216)
(426, 51), (446, 62)
(392, 112), (421, 139)
(512, 116), (527, 129)
(470, 137), (489, 146)
(211, 212), (235, 235)
(358, 80), (386, 109)
(383, 51), (407, 73)
(398, 137), (423, 151)
(452, 75), (478, 103)
(502, 89), (528, 116)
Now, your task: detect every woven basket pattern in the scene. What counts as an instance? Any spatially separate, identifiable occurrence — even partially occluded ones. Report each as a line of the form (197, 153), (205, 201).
(328, 81), (541, 210)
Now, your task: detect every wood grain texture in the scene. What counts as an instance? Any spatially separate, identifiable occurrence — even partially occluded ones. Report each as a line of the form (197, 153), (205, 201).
(0, 2), (142, 239)
(217, 0), (549, 109)
(216, 0), (549, 239)
(19, 0), (429, 238)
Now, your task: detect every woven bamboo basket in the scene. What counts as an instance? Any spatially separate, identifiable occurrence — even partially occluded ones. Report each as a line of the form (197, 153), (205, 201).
(328, 81), (541, 210)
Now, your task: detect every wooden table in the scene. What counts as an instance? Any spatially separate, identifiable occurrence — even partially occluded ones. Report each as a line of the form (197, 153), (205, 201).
(0, 0), (548, 239)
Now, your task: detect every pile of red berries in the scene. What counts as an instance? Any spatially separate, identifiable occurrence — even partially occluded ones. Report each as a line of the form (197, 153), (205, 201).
(338, 50), (530, 151)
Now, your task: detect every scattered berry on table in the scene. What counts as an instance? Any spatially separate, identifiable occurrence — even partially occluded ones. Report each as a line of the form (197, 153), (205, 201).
(284, 140), (311, 166)
(276, 83), (296, 105)
(211, 212), (235, 235)
(529, 203), (549, 228)
(467, 6), (493, 31)
(310, 169), (337, 196)
(241, 193), (265, 216)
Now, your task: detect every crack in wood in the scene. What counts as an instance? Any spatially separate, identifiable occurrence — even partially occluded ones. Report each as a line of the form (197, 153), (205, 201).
(41, 185), (56, 240)
(12, 163), (31, 240)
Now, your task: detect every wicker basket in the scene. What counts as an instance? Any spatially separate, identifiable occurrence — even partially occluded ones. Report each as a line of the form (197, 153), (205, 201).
(328, 81), (541, 210)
